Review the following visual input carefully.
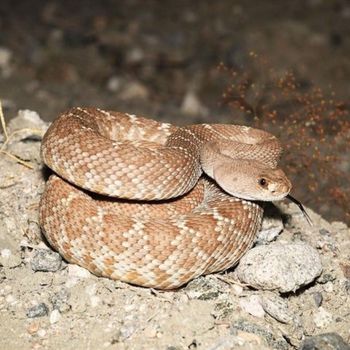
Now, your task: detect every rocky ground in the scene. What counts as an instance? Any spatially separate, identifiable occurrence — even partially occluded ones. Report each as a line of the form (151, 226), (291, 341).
(1, 110), (349, 350)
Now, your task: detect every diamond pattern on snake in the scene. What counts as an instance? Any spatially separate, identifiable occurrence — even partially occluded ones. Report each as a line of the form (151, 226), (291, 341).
(40, 107), (296, 289)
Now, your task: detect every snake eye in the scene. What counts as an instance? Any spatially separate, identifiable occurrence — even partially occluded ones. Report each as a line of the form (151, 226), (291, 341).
(259, 178), (268, 187)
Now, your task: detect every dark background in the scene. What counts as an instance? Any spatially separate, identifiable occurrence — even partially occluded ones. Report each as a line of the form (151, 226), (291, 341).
(0, 0), (349, 223)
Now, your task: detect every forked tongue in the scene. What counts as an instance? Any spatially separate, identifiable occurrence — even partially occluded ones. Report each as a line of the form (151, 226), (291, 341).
(287, 194), (313, 226)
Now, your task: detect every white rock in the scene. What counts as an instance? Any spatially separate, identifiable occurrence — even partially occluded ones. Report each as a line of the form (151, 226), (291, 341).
(236, 242), (322, 292)
(37, 329), (47, 337)
(5, 294), (16, 305)
(239, 295), (265, 318)
(1, 249), (11, 258)
(67, 264), (91, 279)
(181, 91), (208, 116)
(17, 110), (42, 124)
(49, 309), (61, 324)
(314, 307), (333, 328)
(0, 47), (12, 67)
(0, 248), (21, 268)
(107, 76), (122, 92)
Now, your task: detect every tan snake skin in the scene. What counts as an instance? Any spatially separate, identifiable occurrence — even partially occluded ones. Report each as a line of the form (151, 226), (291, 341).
(39, 107), (291, 289)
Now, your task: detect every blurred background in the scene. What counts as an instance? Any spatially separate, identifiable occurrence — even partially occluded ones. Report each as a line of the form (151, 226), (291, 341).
(0, 0), (349, 223)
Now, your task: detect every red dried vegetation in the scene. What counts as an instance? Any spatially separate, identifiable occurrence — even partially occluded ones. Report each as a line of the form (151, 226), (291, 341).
(219, 54), (349, 224)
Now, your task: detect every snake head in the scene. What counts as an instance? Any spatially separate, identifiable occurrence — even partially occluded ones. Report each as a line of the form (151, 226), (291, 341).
(213, 160), (292, 201)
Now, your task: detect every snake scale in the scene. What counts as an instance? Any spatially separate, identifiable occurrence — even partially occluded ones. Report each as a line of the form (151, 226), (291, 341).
(39, 107), (292, 289)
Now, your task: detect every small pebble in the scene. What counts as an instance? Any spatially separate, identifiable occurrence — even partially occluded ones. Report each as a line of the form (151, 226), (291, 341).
(317, 273), (336, 284)
(31, 249), (62, 272)
(107, 76), (122, 92)
(181, 91), (208, 116)
(300, 332), (350, 350)
(312, 292), (323, 307)
(313, 307), (333, 328)
(0, 248), (22, 268)
(37, 329), (47, 337)
(67, 264), (91, 278)
(5, 294), (16, 305)
(319, 228), (331, 236)
(49, 309), (61, 324)
(185, 276), (224, 300)
(236, 242), (322, 292)
(27, 303), (49, 318)
(26, 322), (40, 335)
(239, 295), (265, 318)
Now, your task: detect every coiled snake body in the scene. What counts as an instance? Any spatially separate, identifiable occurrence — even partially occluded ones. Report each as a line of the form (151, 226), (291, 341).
(39, 107), (291, 289)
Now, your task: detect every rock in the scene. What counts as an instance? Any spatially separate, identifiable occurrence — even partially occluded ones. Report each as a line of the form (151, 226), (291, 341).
(207, 334), (270, 350)
(49, 309), (61, 324)
(26, 322), (40, 335)
(239, 295), (265, 318)
(313, 307), (333, 328)
(8, 109), (47, 137)
(181, 91), (208, 116)
(231, 320), (289, 350)
(185, 276), (227, 300)
(235, 242), (322, 292)
(312, 292), (323, 307)
(37, 329), (47, 338)
(0, 248), (22, 268)
(65, 264), (92, 288)
(31, 249), (62, 272)
(299, 333), (350, 350)
(67, 264), (91, 279)
(106, 76), (122, 92)
(257, 214), (284, 244)
(261, 293), (293, 324)
(212, 301), (235, 320)
(26, 303), (49, 318)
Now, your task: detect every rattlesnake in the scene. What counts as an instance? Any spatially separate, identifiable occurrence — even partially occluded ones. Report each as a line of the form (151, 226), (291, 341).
(39, 107), (292, 289)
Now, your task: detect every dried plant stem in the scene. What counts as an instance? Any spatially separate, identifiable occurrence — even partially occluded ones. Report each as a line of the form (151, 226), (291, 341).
(0, 101), (42, 169)
(0, 100), (9, 140)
